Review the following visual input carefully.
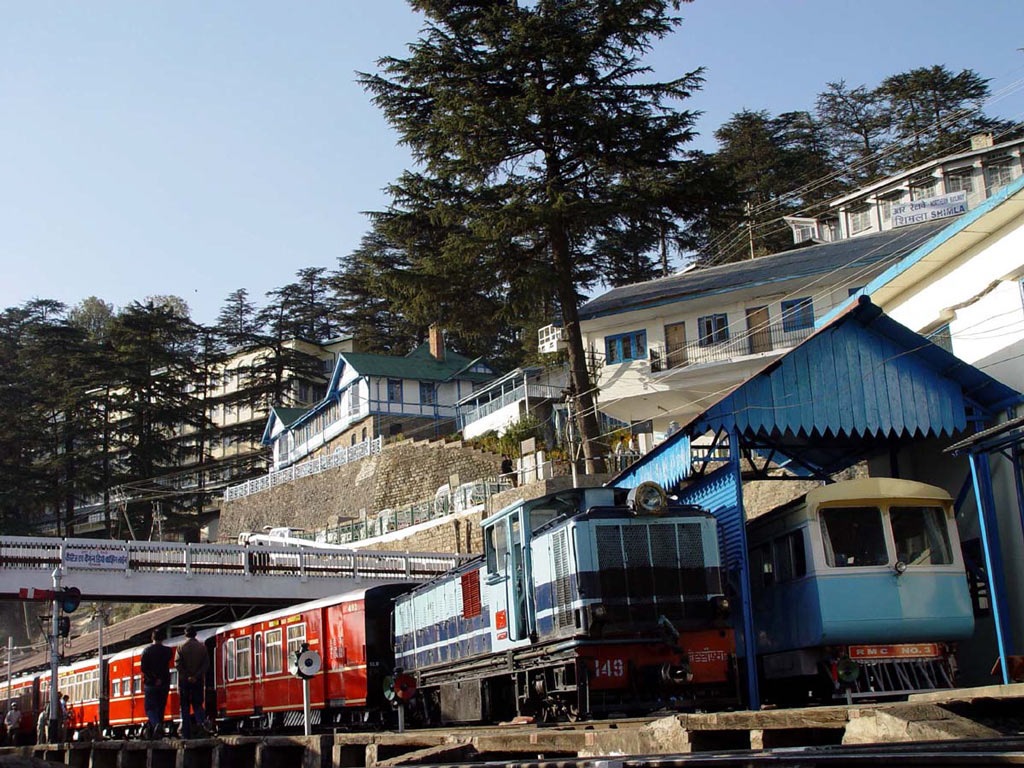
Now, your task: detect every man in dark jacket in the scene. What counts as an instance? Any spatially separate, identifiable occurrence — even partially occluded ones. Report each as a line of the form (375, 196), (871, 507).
(140, 628), (173, 737)
(175, 625), (209, 739)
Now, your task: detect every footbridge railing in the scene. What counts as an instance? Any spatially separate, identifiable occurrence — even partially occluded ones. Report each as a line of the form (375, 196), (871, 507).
(0, 536), (468, 604)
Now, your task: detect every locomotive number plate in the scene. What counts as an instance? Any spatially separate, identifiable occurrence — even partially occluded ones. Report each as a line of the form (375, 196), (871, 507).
(848, 643), (941, 659)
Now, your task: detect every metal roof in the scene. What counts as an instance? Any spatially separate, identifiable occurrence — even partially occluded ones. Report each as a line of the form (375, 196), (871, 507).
(340, 342), (494, 383)
(578, 221), (949, 321)
(612, 298), (1021, 488)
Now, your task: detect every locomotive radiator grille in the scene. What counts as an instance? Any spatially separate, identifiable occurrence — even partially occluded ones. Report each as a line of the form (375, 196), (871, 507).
(552, 530), (573, 629)
(594, 522), (715, 620)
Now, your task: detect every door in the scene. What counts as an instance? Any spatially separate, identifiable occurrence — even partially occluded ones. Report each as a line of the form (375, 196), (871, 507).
(746, 307), (772, 354)
(664, 322), (688, 369)
(506, 514), (533, 641)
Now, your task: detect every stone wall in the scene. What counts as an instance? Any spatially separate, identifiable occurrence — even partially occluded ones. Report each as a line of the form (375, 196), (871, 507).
(218, 438), (503, 541)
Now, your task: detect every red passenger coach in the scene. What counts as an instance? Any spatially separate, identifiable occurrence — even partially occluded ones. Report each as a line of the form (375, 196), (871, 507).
(214, 584), (409, 731)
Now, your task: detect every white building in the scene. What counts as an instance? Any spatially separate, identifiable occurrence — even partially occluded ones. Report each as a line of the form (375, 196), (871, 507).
(785, 135), (1024, 245)
(578, 220), (949, 437)
(264, 327), (496, 470)
(456, 366), (567, 441)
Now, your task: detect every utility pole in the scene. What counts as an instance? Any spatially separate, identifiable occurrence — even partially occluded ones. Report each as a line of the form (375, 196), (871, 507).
(566, 392), (579, 488)
(5, 636), (12, 708)
(48, 567), (62, 742)
(746, 201), (756, 260)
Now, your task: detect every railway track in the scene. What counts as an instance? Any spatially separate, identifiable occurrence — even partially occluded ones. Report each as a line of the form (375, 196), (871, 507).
(419, 738), (1024, 768)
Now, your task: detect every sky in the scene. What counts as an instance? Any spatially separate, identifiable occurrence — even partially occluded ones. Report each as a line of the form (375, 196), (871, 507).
(2, 1), (1023, 325)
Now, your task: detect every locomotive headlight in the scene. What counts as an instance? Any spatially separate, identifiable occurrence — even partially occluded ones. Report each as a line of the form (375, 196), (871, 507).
(712, 596), (730, 616)
(627, 481), (668, 515)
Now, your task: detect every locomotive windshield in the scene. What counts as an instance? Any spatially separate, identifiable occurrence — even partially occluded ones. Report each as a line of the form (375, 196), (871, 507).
(890, 506), (953, 565)
(819, 506), (888, 567)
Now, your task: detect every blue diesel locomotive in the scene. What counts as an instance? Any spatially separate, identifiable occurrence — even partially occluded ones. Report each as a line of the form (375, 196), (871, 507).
(394, 483), (738, 723)
(747, 477), (973, 702)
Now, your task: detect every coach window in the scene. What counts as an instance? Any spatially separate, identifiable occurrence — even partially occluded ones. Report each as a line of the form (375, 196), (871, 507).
(819, 506), (888, 567)
(133, 676), (142, 694)
(286, 624), (307, 665)
(225, 639), (236, 681)
(774, 530), (806, 581)
(112, 679), (121, 698)
(169, 669), (178, 690)
(236, 636), (252, 679)
(890, 506), (953, 565)
(265, 629), (283, 675)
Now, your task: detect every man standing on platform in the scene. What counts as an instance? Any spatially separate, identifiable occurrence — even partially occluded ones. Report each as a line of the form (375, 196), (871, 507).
(175, 625), (209, 738)
(140, 628), (173, 738)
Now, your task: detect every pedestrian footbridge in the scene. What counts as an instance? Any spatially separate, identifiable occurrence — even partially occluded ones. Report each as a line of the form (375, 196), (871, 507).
(0, 536), (467, 604)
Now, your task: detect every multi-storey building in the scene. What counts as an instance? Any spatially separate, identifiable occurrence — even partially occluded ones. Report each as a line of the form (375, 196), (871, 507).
(785, 134), (1024, 245)
(578, 220), (949, 439)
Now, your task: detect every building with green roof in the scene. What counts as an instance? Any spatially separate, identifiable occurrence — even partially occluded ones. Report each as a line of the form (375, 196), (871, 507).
(263, 328), (497, 470)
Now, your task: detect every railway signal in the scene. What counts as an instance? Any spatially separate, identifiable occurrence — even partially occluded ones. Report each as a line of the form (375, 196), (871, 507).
(291, 643), (321, 737)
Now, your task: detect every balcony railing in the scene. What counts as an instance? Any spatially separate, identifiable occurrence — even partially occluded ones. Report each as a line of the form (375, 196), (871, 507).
(458, 384), (563, 429)
(649, 324), (814, 373)
(224, 436), (383, 502)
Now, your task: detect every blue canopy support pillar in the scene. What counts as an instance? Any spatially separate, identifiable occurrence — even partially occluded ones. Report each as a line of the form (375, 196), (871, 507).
(674, 430), (760, 710)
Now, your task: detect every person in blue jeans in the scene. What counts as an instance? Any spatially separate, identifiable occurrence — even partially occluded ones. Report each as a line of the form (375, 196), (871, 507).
(140, 628), (173, 738)
(175, 625), (209, 738)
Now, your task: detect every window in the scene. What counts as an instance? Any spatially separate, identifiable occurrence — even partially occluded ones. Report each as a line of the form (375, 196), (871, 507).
(890, 506), (953, 565)
(264, 629), (283, 675)
(984, 161), (1015, 196)
(112, 679), (121, 698)
(819, 506), (888, 567)
(604, 330), (647, 364)
(225, 639), (236, 681)
(697, 314), (729, 346)
(774, 530), (806, 582)
(133, 676), (142, 694)
(945, 171), (974, 194)
(781, 298), (814, 331)
(286, 624), (307, 666)
(420, 382), (437, 405)
(849, 206), (872, 234)
(387, 378), (403, 403)
(752, 543), (774, 592)
(910, 179), (939, 201)
(169, 669), (178, 690)
(485, 523), (508, 577)
(235, 636), (252, 679)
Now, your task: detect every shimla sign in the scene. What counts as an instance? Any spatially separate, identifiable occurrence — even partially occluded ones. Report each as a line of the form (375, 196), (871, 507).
(892, 190), (968, 228)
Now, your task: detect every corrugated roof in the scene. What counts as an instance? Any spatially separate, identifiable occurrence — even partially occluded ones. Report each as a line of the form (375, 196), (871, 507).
(578, 220), (950, 321)
(342, 342), (494, 383)
(9, 604), (202, 677)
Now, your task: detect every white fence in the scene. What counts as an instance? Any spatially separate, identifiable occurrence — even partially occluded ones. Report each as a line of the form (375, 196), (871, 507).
(224, 436), (383, 502)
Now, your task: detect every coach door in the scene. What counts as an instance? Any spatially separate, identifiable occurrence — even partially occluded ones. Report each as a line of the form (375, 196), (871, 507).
(253, 630), (264, 713)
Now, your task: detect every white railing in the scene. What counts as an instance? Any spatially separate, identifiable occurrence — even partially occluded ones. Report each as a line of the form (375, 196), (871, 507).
(0, 535), (465, 583)
(458, 384), (562, 428)
(224, 436), (383, 502)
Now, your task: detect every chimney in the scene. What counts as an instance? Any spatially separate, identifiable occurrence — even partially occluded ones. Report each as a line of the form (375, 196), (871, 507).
(428, 324), (445, 361)
(970, 133), (994, 150)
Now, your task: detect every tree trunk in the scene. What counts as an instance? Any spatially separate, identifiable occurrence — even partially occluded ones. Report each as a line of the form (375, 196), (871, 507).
(550, 220), (606, 476)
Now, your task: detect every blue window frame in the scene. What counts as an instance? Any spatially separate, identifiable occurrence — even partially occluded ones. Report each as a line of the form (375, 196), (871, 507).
(419, 381), (437, 405)
(387, 378), (403, 403)
(697, 314), (729, 346)
(604, 330), (647, 364)
(781, 298), (814, 331)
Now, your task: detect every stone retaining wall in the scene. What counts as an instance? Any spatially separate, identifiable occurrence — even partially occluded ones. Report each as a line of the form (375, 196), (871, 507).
(218, 438), (502, 541)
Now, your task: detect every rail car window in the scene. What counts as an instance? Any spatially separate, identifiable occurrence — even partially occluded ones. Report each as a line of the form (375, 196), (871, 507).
(265, 629), (283, 675)
(485, 523), (508, 577)
(112, 679), (121, 697)
(169, 669), (178, 690)
(235, 636), (252, 678)
(286, 624), (306, 664)
(121, 677), (130, 696)
(133, 675), (142, 694)
(225, 639), (236, 681)
(820, 506), (888, 567)
(751, 544), (774, 593)
(890, 506), (953, 565)
(774, 530), (806, 581)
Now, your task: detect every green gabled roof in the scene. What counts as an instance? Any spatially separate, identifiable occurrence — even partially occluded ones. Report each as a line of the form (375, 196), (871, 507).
(342, 342), (495, 383)
(272, 406), (311, 428)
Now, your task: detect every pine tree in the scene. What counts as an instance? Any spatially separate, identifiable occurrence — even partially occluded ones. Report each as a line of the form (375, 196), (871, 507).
(816, 80), (892, 184)
(358, 0), (707, 469)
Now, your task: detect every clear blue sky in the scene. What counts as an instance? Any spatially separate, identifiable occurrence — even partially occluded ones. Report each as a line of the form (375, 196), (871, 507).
(2, 1), (1023, 324)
